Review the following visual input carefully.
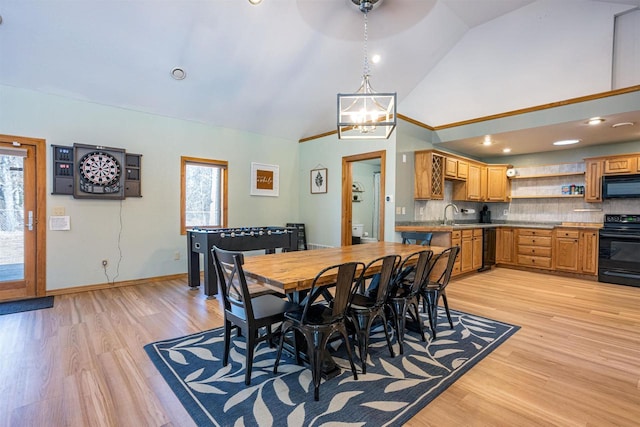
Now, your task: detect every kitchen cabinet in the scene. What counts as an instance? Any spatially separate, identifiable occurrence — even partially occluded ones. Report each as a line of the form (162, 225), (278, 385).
(414, 151), (444, 200)
(451, 230), (462, 276)
(603, 156), (636, 175)
(580, 230), (599, 275)
(452, 163), (481, 201)
(516, 228), (553, 269)
(485, 165), (510, 201)
(554, 229), (580, 272)
(553, 228), (599, 275)
(459, 228), (483, 273)
(445, 157), (468, 180)
(585, 160), (602, 203)
(496, 227), (516, 264)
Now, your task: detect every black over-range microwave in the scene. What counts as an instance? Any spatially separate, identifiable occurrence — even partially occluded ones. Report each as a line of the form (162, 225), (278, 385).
(602, 174), (640, 199)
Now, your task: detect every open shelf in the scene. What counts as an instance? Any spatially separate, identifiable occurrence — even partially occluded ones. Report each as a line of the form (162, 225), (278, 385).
(510, 194), (584, 199)
(509, 172), (585, 179)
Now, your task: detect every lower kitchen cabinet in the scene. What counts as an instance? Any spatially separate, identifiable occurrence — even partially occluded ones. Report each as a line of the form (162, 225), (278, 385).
(516, 228), (553, 269)
(496, 227), (516, 264)
(554, 228), (599, 275)
(459, 228), (483, 274)
(554, 229), (580, 272)
(580, 230), (599, 275)
(451, 230), (462, 276)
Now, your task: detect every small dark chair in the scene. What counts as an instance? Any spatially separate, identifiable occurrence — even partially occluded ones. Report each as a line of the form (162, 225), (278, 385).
(348, 254), (401, 374)
(273, 261), (364, 401)
(420, 246), (460, 339)
(212, 246), (299, 385)
(386, 249), (433, 354)
(401, 231), (433, 246)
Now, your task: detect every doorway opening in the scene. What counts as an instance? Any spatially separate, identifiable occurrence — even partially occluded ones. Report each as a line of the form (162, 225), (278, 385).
(341, 150), (386, 246)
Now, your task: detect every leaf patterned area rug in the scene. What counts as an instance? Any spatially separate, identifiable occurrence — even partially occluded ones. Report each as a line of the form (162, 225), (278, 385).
(144, 309), (519, 426)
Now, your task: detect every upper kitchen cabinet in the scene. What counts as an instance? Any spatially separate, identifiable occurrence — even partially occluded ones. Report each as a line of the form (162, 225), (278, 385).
(603, 155), (638, 175)
(584, 159), (602, 202)
(485, 165), (510, 202)
(414, 150), (445, 200)
(445, 157), (468, 180)
(452, 162), (482, 201)
(584, 152), (640, 202)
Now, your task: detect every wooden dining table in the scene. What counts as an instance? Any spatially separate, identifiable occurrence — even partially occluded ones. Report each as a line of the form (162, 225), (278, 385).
(242, 241), (448, 378)
(243, 241), (448, 296)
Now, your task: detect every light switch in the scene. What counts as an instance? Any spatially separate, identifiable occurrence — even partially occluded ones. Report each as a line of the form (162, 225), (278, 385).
(395, 207), (402, 215)
(52, 206), (65, 216)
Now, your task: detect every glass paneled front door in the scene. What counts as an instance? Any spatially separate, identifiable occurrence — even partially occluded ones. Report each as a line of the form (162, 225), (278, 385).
(0, 140), (37, 300)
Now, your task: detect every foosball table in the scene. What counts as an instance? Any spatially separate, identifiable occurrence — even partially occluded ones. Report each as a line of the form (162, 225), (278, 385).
(187, 226), (299, 297)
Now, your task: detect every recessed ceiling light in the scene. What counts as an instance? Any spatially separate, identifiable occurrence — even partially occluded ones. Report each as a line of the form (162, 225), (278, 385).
(587, 117), (605, 125)
(248, 0), (262, 4)
(371, 54), (381, 64)
(502, 148), (511, 153)
(482, 136), (492, 146)
(170, 67), (186, 80)
(611, 122), (635, 128)
(553, 139), (580, 146)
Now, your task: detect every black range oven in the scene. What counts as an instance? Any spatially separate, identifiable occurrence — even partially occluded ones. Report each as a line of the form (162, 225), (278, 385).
(599, 214), (640, 287)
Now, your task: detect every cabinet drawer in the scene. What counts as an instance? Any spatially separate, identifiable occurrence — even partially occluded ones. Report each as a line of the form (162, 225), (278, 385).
(518, 245), (552, 257)
(517, 255), (552, 269)
(556, 229), (579, 239)
(518, 229), (552, 237)
(452, 230), (461, 239)
(473, 228), (483, 237)
(518, 235), (552, 247)
(462, 229), (473, 239)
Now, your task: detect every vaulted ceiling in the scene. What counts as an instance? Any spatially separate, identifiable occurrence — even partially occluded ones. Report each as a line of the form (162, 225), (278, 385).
(1, 0), (639, 155)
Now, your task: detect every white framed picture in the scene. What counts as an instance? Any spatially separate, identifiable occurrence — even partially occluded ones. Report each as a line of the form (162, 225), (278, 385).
(310, 168), (327, 194)
(250, 162), (279, 197)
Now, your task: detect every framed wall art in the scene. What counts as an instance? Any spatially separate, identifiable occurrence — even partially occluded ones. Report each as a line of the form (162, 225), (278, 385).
(250, 162), (279, 197)
(310, 168), (327, 194)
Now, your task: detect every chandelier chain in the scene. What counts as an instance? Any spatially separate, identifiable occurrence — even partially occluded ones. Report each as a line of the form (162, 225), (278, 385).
(363, 11), (370, 78)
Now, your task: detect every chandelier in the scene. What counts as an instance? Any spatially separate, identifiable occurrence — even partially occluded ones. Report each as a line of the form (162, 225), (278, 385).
(337, 0), (396, 140)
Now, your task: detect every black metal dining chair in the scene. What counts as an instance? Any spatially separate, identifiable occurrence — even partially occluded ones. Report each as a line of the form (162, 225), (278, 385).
(420, 246), (460, 339)
(386, 249), (433, 354)
(401, 231), (433, 246)
(273, 261), (364, 401)
(348, 254), (401, 374)
(212, 246), (299, 386)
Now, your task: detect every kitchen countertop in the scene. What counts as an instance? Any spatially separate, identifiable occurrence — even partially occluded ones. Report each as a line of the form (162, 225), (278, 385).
(395, 221), (603, 232)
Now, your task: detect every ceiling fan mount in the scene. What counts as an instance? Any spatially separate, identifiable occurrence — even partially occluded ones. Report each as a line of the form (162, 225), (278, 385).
(350, 0), (384, 13)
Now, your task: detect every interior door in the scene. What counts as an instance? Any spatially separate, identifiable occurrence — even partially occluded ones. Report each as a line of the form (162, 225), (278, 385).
(0, 136), (44, 301)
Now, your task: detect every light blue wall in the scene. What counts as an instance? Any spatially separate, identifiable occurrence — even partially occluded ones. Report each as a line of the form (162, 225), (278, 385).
(298, 134), (397, 247)
(1, 85), (300, 290)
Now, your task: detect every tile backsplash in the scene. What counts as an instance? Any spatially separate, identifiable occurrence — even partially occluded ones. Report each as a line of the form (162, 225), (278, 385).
(412, 181), (640, 224)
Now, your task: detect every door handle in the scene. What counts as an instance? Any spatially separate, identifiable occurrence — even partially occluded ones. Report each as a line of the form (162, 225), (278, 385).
(26, 211), (33, 231)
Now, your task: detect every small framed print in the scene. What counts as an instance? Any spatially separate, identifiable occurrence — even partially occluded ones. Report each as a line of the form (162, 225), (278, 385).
(250, 162), (279, 197)
(310, 168), (327, 194)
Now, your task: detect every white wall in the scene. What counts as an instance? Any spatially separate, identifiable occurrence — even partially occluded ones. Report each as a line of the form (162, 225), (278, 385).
(0, 85), (299, 291)
(402, 0), (634, 126)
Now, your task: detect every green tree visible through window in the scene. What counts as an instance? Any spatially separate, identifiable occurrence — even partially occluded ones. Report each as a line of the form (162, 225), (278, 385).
(181, 157), (227, 234)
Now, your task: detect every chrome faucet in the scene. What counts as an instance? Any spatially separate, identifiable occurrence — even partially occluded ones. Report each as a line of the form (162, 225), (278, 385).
(443, 203), (459, 225)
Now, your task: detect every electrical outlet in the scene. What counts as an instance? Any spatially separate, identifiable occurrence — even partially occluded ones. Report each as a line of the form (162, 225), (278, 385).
(174, 251), (181, 261)
(503, 209), (509, 216)
(102, 259), (108, 267)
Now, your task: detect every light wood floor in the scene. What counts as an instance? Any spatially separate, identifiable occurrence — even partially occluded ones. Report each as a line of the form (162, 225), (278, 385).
(1, 268), (639, 426)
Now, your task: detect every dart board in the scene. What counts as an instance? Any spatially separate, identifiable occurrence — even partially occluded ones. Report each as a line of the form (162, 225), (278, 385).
(73, 144), (125, 199)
